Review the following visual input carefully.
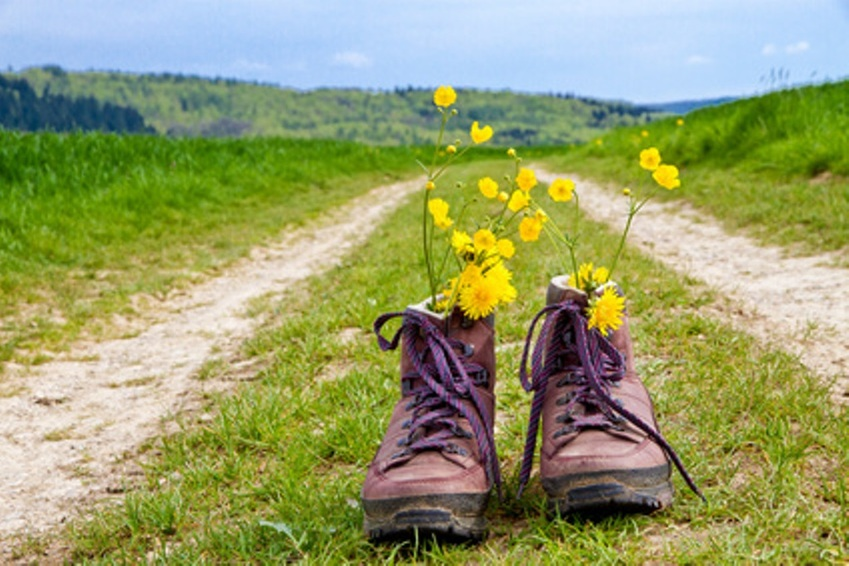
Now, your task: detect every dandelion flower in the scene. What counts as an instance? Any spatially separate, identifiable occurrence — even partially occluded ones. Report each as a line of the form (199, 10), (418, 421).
(653, 164), (681, 190)
(518, 216), (543, 242)
(486, 261), (517, 304)
(458, 275), (500, 320)
(433, 85), (457, 107)
(548, 178), (575, 202)
(452, 230), (473, 256)
(478, 177), (499, 199)
(507, 190), (530, 213)
(592, 266), (610, 285)
(639, 147), (661, 171)
(587, 286), (625, 336)
(516, 167), (538, 192)
(470, 121), (493, 144)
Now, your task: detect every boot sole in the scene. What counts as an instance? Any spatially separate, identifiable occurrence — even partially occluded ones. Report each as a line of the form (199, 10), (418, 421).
(362, 492), (489, 543)
(542, 464), (674, 517)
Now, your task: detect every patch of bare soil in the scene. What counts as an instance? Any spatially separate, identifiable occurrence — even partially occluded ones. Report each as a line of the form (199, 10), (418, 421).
(0, 179), (421, 557)
(538, 170), (849, 404)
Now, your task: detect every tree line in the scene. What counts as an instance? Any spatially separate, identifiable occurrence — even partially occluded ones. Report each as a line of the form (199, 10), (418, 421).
(0, 74), (153, 134)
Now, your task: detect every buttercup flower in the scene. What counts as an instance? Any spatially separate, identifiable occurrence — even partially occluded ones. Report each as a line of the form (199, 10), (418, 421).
(587, 286), (625, 336)
(653, 164), (681, 190)
(518, 216), (543, 242)
(507, 190), (530, 212)
(433, 85), (457, 108)
(473, 228), (497, 253)
(428, 198), (453, 229)
(639, 147), (661, 171)
(446, 144), (457, 155)
(516, 167), (538, 192)
(496, 238), (515, 259)
(426, 181), (436, 191)
(548, 178), (575, 202)
(497, 191), (509, 203)
(470, 121), (493, 144)
(478, 177), (499, 199)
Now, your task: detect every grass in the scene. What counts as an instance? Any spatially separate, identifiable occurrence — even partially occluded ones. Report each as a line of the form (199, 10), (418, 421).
(53, 165), (848, 563)
(545, 79), (849, 258)
(0, 131), (422, 362)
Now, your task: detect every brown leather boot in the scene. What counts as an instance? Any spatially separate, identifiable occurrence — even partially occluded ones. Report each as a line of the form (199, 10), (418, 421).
(362, 301), (500, 542)
(517, 276), (702, 516)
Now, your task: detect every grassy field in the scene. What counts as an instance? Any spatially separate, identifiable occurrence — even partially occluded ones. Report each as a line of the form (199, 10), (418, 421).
(0, 131), (422, 363)
(547, 80), (849, 258)
(6, 81), (849, 562)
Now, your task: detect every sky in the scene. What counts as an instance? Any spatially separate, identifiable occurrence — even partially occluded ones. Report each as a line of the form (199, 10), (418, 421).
(1, 0), (848, 104)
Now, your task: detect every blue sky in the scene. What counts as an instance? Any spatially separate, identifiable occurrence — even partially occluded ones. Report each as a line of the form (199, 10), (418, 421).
(1, 0), (848, 103)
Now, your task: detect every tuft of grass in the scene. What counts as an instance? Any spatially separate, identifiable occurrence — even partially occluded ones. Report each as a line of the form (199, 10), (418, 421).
(57, 165), (848, 563)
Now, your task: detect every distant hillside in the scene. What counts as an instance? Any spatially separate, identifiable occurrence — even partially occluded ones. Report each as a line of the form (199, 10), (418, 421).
(0, 74), (153, 134)
(7, 66), (667, 145)
(645, 96), (738, 115)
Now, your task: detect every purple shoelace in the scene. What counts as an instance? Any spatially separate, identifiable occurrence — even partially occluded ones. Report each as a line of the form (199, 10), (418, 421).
(517, 300), (704, 500)
(374, 309), (502, 490)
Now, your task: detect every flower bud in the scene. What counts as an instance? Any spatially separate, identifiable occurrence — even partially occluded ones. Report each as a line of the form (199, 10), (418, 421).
(507, 148), (517, 158)
(426, 181), (436, 191)
(446, 145), (457, 155)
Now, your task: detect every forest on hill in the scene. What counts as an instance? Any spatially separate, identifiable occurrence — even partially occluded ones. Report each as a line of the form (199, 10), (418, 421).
(5, 66), (667, 145)
(0, 74), (153, 134)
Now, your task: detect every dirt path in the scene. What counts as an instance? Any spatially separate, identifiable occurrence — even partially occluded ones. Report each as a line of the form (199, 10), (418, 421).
(537, 170), (849, 404)
(2, 172), (847, 555)
(0, 178), (421, 549)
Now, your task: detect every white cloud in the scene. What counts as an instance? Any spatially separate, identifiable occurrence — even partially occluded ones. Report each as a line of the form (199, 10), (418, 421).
(762, 40), (810, 56)
(332, 51), (372, 69)
(686, 55), (712, 65)
(785, 40), (810, 54)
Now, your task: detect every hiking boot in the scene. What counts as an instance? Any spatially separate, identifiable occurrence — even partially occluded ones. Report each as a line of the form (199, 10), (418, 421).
(517, 276), (702, 516)
(362, 300), (500, 542)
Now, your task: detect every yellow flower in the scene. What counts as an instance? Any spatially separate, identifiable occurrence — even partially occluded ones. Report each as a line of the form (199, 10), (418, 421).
(639, 147), (661, 171)
(433, 85), (457, 108)
(451, 230), (473, 256)
(622, 187), (631, 196)
(641, 130), (649, 138)
(548, 178), (575, 202)
(473, 228), (497, 253)
(587, 286), (625, 336)
(507, 148), (517, 158)
(470, 121), (493, 144)
(458, 274), (501, 320)
(478, 177), (499, 199)
(446, 144), (457, 155)
(496, 238), (515, 259)
(516, 167), (538, 192)
(426, 181), (436, 191)
(485, 261), (517, 303)
(592, 266), (610, 285)
(569, 262), (594, 290)
(507, 190), (530, 212)
(428, 198), (453, 229)
(496, 191), (509, 203)
(518, 216), (543, 242)
(677, 118), (685, 126)
(652, 164), (681, 190)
